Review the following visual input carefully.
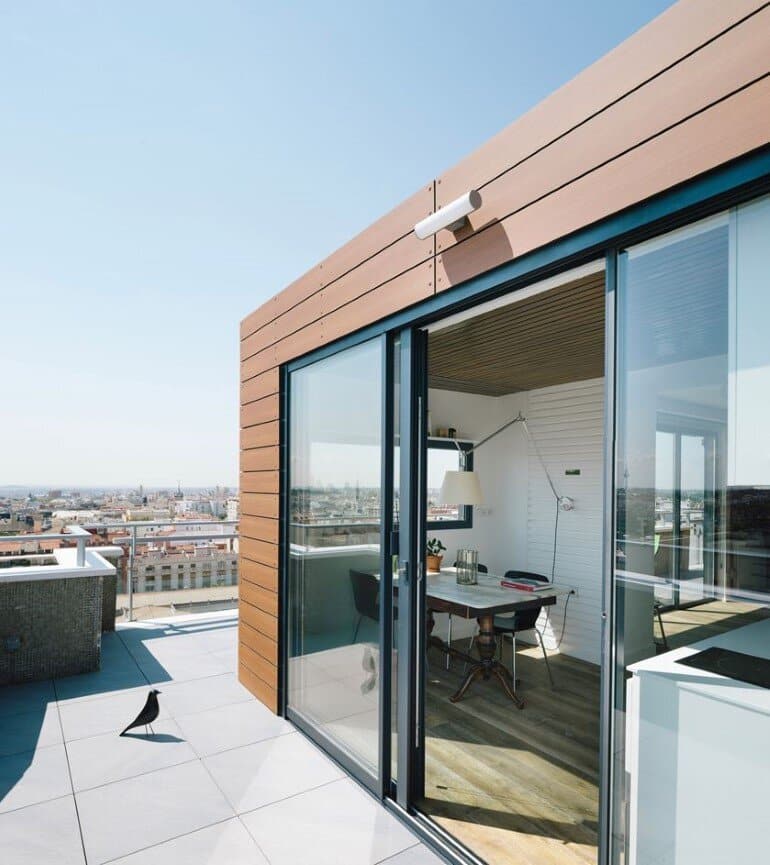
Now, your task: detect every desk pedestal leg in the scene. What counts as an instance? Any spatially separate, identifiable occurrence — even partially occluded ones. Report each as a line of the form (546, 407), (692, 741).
(449, 613), (525, 708)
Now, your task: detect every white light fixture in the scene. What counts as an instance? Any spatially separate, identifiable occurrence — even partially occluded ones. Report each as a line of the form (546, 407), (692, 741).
(439, 470), (483, 506)
(414, 189), (482, 240)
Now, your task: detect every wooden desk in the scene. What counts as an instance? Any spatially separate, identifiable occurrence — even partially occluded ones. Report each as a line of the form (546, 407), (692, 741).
(425, 571), (570, 707)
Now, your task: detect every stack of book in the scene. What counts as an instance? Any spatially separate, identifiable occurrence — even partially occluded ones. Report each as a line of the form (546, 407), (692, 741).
(500, 577), (549, 592)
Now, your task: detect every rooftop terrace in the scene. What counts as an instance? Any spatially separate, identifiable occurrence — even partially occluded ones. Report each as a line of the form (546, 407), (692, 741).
(0, 610), (440, 865)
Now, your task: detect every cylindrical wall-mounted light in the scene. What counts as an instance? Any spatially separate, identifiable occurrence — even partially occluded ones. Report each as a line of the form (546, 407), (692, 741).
(414, 190), (482, 240)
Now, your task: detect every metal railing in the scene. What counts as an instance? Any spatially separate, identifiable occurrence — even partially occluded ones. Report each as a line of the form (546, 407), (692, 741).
(0, 524), (92, 567)
(0, 520), (241, 622)
(85, 520), (239, 621)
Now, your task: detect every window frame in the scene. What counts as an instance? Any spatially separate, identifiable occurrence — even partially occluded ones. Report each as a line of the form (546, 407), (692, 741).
(425, 438), (474, 531)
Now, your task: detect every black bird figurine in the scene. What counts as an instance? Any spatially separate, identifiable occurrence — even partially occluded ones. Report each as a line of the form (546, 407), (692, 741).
(120, 689), (161, 736)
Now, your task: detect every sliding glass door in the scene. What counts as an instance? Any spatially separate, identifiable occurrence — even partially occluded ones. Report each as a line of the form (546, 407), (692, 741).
(612, 195), (770, 865)
(286, 336), (391, 784)
(283, 192), (770, 865)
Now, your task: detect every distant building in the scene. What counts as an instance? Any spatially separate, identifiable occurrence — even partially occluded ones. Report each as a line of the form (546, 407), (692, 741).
(130, 545), (238, 593)
(125, 508), (172, 522)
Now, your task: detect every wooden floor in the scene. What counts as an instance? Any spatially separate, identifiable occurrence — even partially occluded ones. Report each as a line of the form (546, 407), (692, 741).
(419, 601), (769, 865)
(421, 643), (600, 865)
(656, 599), (770, 651)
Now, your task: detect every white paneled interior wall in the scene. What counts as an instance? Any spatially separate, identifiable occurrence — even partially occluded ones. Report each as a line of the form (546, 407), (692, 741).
(525, 378), (604, 664)
(428, 378), (604, 664)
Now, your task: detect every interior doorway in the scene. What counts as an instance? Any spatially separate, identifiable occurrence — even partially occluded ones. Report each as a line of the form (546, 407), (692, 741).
(411, 262), (606, 865)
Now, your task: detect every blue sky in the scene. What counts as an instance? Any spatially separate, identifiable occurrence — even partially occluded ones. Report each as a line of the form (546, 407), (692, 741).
(0, 1), (673, 488)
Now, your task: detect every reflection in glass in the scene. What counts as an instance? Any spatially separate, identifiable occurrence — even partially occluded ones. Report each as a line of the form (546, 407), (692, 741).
(613, 197), (770, 865)
(287, 339), (383, 777)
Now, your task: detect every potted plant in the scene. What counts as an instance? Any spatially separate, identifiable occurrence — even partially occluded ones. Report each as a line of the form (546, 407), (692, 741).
(426, 538), (446, 572)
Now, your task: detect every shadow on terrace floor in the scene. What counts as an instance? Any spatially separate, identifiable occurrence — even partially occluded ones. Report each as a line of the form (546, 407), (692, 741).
(0, 612), (237, 808)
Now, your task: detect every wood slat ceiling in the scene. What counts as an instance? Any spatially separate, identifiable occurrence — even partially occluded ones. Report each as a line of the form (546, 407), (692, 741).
(428, 271), (605, 396)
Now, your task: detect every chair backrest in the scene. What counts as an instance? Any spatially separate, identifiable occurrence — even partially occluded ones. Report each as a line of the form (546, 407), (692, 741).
(349, 569), (379, 620)
(503, 570), (548, 632)
(453, 561), (489, 574)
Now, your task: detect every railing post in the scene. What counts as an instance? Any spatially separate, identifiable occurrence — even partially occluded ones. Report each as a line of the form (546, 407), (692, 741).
(76, 534), (86, 567)
(128, 526), (136, 622)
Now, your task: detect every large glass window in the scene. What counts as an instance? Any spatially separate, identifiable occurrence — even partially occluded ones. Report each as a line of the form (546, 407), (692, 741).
(613, 196), (770, 865)
(287, 338), (384, 778)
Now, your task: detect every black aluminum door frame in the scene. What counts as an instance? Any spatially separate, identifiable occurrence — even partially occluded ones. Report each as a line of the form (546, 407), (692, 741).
(281, 333), (397, 798)
(394, 325), (428, 808)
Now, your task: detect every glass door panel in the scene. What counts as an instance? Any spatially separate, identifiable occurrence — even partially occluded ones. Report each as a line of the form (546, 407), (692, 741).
(286, 337), (385, 780)
(612, 196), (770, 865)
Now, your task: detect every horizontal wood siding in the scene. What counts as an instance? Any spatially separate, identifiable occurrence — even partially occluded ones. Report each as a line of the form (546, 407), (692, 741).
(240, 557), (278, 592)
(435, 0), (765, 207)
(240, 514), (279, 544)
(239, 1), (770, 710)
(240, 491), (279, 519)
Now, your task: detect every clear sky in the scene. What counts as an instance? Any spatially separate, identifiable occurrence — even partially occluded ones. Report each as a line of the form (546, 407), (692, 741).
(0, 1), (674, 488)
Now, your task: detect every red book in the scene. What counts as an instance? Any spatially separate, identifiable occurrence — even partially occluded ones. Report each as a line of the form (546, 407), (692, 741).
(500, 579), (542, 592)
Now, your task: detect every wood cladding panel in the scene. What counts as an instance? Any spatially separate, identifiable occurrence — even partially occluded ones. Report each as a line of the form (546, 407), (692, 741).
(435, 8), (770, 255)
(241, 421), (279, 451)
(240, 599), (278, 641)
(240, 492), (279, 519)
(239, 578), (278, 617)
(239, 272), (321, 346)
(240, 557), (278, 592)
(436, 0), (766, 205)
(322, 260), (434, 346)
(240, 471), (279, 495)
(240, 514), (279, 545)
(241, 343), (278, 381)
(437, 77), (770, 291)
(239, 642), (277, 688)
(240, 447), (279, 472)
(241, 619), (278, 665)
(274, 319), (325, 368)
(240, 535), (278, 567)
(320, 232), (431, 316)
(242, 233), (432, 358)
(240, 369), (279, 405)
(238, 661), (278, 713)
(241, 289), (325, 362)
(240, 394), (279, 428)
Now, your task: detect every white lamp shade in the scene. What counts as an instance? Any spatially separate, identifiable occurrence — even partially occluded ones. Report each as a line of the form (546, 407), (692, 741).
(439, 470), (483, 506)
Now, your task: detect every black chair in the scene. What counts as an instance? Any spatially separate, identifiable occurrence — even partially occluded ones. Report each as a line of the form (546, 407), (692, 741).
(349, 569), (397, 642)
(445, 562), (488, 670)
(491, 570), (554, 688)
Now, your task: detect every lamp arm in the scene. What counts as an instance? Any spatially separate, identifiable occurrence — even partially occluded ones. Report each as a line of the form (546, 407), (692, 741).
(520, 419), (562, 504)
(457, 412), (567, 506)
(462, 412), (527, 459)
